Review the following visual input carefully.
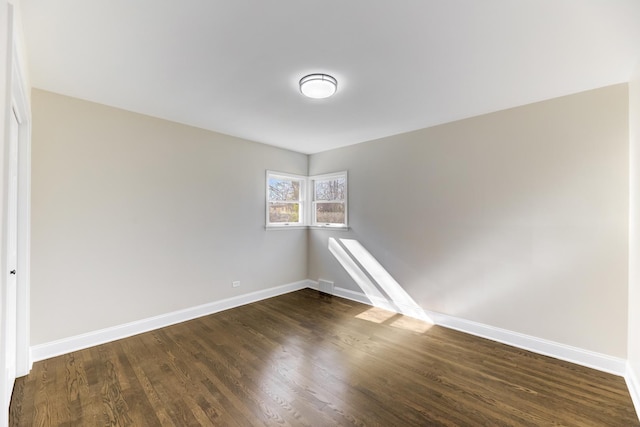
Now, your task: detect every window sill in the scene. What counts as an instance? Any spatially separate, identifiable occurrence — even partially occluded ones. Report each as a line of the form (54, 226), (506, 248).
(265, 225), (350, 231)
(309, 225), (350, 231)
(265, 225), (308, 231)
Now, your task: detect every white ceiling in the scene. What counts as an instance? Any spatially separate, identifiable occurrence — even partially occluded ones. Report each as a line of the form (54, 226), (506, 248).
(19, 0), (640, 154)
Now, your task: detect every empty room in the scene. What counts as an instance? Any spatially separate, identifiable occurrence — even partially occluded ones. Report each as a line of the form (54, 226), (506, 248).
(1, 0), (640, 425)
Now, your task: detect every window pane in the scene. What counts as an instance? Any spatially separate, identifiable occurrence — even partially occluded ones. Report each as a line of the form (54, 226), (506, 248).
(315, 202), (345, 224)
(314, 178), (345, 201)
(269, 203), (300, 223)
(269, 178), (300, 201)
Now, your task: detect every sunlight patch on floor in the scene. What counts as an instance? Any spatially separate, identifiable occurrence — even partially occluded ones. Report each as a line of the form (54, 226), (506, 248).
(389, 315), (432, 333)
(355, 306), (432, 333)
(355, 306), (397, 324)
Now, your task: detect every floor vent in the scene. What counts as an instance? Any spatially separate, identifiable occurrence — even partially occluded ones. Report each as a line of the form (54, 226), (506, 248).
(318, 279), (335, 295)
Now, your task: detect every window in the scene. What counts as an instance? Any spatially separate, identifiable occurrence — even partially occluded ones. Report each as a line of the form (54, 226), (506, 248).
(266, 171), (306, 227)
(311, 172), (347, 227)
(266, 170), (348, 229)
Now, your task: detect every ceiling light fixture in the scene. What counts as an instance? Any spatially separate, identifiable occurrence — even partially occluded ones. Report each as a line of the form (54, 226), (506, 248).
(299, 73), (337, 99)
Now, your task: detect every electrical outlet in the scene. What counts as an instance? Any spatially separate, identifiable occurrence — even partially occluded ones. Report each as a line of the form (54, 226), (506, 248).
(232, 281), (240, 288)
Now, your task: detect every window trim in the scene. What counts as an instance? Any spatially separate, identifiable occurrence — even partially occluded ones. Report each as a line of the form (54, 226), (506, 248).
(266, 170), (307, 228)
(265, 170), (348, 229)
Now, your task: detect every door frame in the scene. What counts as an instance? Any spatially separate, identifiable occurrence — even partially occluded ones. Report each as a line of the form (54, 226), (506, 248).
(1, 3), (31, 399)
(8, 3), (31, 378)
(0, 3), (31, 417)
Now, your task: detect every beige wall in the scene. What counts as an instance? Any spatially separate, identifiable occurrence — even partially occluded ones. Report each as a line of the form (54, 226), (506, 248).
(30, 83), (633, 362)
(629, 65), (640, 385)
(309, 84), (629, 358)
(31, 89), (308, 345)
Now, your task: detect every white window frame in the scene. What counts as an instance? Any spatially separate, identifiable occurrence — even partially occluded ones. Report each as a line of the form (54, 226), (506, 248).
(265, 170), (348, 229)
(266, 171), (307, 228)
(310, 171), (348, 228)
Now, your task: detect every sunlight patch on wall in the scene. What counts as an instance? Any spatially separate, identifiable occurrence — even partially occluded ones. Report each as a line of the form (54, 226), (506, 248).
(328, 238), (397, 312)
(328, 237), (433, 326)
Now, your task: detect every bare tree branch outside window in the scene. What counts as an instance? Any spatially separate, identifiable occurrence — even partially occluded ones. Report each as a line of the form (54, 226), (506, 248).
(268, 177), (301, 223)
(314, 177), (345, 224)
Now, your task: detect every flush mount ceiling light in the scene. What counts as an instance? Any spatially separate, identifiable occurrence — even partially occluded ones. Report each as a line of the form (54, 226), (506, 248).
(299, 73), (337, 99)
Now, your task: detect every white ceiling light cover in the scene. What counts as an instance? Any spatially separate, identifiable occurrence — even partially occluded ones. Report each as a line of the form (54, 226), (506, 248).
(299, 74), (338, 99)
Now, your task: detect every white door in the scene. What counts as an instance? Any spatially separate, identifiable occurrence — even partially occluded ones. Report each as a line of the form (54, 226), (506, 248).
(2, 106), (19, 412)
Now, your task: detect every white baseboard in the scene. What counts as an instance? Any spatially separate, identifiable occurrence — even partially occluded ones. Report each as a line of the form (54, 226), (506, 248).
(322, 284), (626, 376)
(627, 363), (640, 422)
(30, 280), (628, 379)
(30, 280), (312, 363)
(431, 311), (626, 376)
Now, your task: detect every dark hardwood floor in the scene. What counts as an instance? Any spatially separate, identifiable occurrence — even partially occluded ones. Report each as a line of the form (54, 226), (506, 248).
(9, 289), (639, 426)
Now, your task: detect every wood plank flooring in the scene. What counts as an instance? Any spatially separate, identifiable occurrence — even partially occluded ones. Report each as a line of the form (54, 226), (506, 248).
(9, 289), (640, 426)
